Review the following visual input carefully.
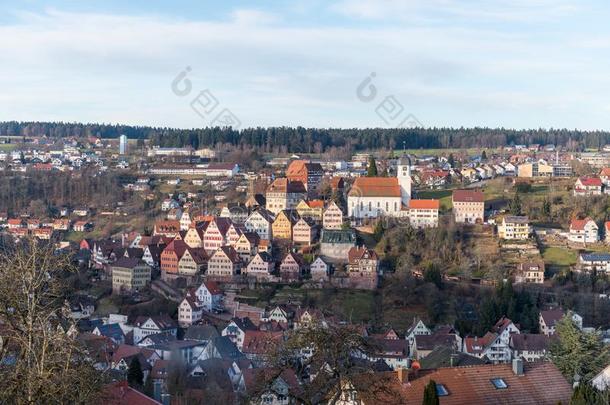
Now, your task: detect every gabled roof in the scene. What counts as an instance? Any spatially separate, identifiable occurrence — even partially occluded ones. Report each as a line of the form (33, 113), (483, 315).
(600, 167), (610, 177)
(415, 332), (458, 351)
(95, 323), (125, 341)
(282, 252), (306, 267)
(209, 336), (244, 361)
(103, 381), (162, 405)
(202, 280), (222, 295)
(348, 247), (378, 263)
(570, 217), (596, 231)
(403, 362), (571, 404)
(229, 317), (258, 332)
(452, 189), (484, 203)
(134, 315), (177, 330)
(112, 257), (144, 269)
(409, 199), (440, 210)
(463, 332), (496, 355)
(509, 333), (549, 351)
(539, 308), (565, 327)
(241, 330), (283, 355)
(184, 324), (219, 341)
(242, 368), (299, 396)
(215, 246), (241, 264)
(419, 346), (487, 369)
(348, 177), (401, 198)
(491, 316), (518, 335)
(577, 176), (602, 187)
(503, 215), (529, 224)
(267, 178), (307, 194)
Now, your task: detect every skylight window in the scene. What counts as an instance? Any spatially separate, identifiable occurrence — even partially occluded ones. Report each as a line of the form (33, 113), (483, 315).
(491, 378), (508, 389)
(436, 384), (449, 396)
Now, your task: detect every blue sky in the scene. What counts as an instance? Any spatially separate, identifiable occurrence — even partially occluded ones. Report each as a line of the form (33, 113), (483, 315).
(1, 0), (610, 130)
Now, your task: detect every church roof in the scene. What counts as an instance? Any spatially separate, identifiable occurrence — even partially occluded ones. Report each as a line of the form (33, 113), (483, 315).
(348, 177), (401, 198)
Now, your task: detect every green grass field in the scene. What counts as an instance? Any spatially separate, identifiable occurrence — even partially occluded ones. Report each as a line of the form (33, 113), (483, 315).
(417, 189), (453, 210)
(542, 246), (577, 267)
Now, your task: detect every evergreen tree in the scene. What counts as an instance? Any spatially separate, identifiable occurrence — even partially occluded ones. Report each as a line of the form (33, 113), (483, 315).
(542, 198), (551, 219)
(422, 380), (439, 405)
(509, 193), (522, 216)
(447, 153), (455, 167)
(571, 383), (608, 405)
(481, 150), (487, 160)
(127, 359), (144, 388)
(423, 263), (442, 289)
(367, 156), (378, 177)
(550, 316), (610, 383)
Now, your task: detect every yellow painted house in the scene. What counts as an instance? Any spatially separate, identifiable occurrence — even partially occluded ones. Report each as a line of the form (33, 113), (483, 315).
(295, 199), (324, 222)
(272, 210), (297, 240)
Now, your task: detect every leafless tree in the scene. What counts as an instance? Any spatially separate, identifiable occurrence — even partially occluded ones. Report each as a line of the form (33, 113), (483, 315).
(247, 324), (406, 404)
(0, 238), (105, 404)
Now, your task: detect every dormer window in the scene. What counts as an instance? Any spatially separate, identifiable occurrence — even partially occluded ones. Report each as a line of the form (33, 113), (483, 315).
(491, 378), (508, 389)
(436, 384), (449, 396)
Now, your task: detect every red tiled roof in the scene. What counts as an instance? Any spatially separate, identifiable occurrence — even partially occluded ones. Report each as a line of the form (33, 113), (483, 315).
(463, 332), (496, 354)
(409, 199), (440, 210)
(267, 178), (307, 194)
(403, 362), (571, 405)
(570, 217), (595, 231)
(600, 168), (610, 177)
(452, 189), (484, 203)
(306, 199), (325, 208)
(204, 280), (222, 295)
(101, 381), (161, 405)
(348, 177), (401, 198)
(577, 176), (602, 187)
(241, 331), (283, 355)
(348, 247), (379, 263)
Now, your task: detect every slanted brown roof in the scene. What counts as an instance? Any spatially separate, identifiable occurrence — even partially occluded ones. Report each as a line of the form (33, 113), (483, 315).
(403, 362), (571, 405)
(267, 178), (307, 194)
(241, 331), (283, 355)
(540, 308), (565, 328)
(452, 189), (484, 203)
(510, 333), (549, 352)
(348, 247), (379, 263)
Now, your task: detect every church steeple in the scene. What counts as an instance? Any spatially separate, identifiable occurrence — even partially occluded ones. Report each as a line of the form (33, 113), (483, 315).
(397, 155), (412, 207)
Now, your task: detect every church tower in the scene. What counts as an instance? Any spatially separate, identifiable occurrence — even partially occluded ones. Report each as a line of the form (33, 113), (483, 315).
(397, 155), (412, 207)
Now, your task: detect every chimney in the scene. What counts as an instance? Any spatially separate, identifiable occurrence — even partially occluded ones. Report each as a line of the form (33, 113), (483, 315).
(512, 358), (524, 376)
(450, 353), (459, 367)
(396, 367), (409, 384)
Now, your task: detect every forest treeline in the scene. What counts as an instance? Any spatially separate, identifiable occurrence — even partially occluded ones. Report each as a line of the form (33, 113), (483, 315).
(1, 121), (610, 152)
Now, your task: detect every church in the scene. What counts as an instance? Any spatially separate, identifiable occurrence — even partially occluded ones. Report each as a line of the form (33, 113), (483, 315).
(347, 156), (412, 219)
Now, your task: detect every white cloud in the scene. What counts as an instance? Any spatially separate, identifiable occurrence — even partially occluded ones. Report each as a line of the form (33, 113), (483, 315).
(0, 5), (608, 130)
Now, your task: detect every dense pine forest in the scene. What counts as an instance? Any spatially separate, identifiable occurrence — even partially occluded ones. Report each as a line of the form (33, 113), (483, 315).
(1, 121), (609, 152)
